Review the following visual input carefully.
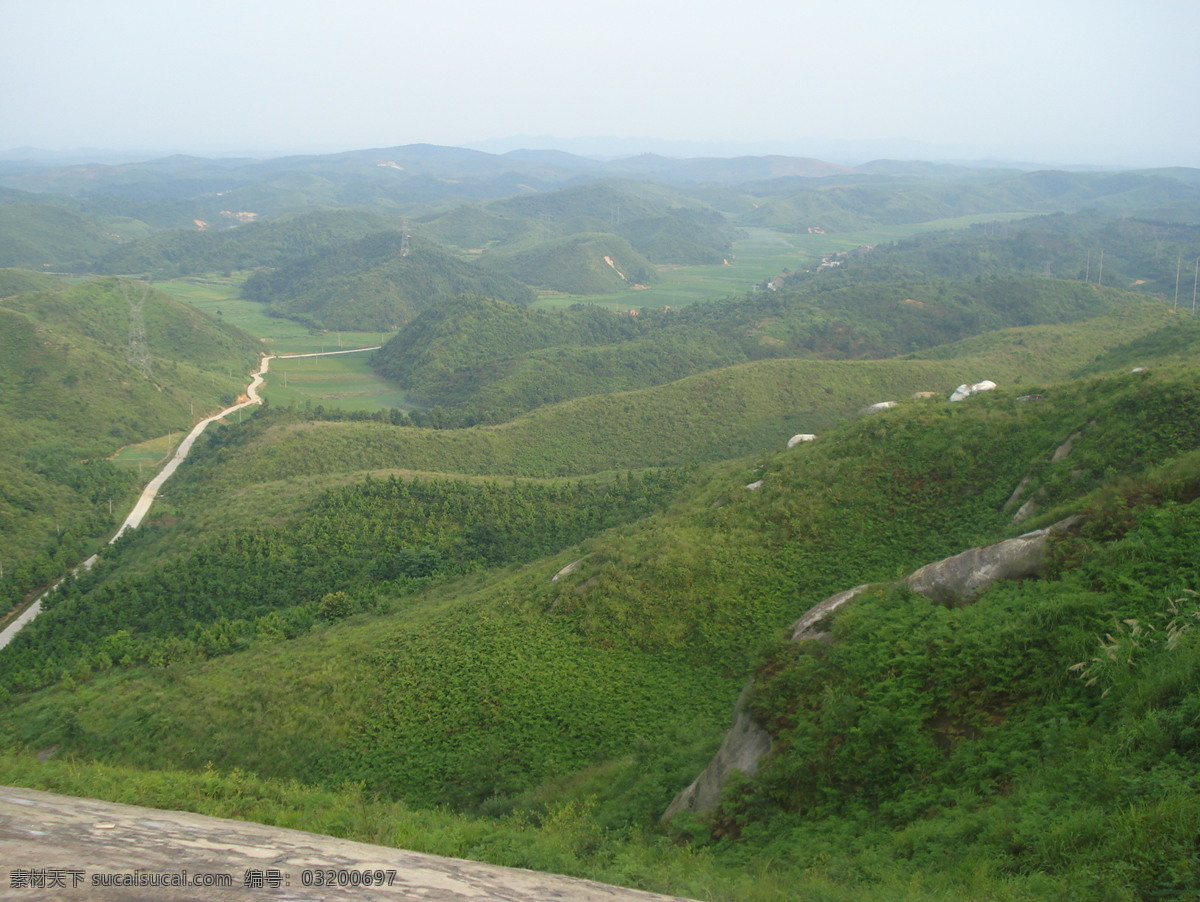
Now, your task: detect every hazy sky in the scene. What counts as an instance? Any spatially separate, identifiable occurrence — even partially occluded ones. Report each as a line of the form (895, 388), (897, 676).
(3, 0), (1197, 166)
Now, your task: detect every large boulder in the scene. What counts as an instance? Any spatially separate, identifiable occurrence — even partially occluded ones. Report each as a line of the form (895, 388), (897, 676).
(902, 517), (1077, 605)
(949, 380), (997, 402)
(661, 683), (772, 821)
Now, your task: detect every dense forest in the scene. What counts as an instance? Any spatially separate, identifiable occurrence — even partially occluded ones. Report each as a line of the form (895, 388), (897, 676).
(3, 144), (1200, 900)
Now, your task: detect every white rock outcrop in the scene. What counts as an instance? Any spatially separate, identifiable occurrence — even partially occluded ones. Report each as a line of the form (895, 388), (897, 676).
(861, 401), (898, 414)
(787, 433), (817, 448)
(949, 380), (997, 402)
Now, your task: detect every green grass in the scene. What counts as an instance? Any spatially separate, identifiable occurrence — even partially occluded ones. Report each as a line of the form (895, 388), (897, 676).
(110, 433), (183, 471)
(152, 274), (395, 356)
(262, 352), (412, 412)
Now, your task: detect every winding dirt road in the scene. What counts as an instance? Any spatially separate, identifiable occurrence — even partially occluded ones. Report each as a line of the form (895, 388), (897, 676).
(0, 348), (376, 651)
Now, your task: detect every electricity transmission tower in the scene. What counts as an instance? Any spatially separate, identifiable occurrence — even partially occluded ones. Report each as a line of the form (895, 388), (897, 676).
(119, 278), (153, 378)
(400, 220), (411, 257)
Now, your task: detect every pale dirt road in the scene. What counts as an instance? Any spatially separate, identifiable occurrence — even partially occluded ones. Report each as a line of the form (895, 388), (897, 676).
(0, 786), (697, 902)
(0, 348), (380, 651)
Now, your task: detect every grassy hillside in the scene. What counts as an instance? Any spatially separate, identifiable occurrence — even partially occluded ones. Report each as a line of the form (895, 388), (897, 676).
(0, 275), (260, 617)
(4, 357), (1200, 899)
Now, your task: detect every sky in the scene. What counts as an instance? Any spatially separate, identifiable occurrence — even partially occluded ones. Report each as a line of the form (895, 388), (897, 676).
(3, 0), (1198, 167)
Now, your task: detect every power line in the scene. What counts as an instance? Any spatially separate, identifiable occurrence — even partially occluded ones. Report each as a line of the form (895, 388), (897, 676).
(119, 278), (152, 378)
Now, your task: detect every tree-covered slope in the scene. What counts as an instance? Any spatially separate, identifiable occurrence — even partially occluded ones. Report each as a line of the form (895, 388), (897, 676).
(742, 168), (1200, 232)
(797, 211), (1200, 299)
(0, 275), (260, 617)
(480, 233), (660, 294)
(371, 278), (1153, 424)
(483, 179), (734, 265)
(4, 358), (1200, 899)
(241, 233), (536, 330)
(0, 201), (135, 270)
(91, 208), (405, 278)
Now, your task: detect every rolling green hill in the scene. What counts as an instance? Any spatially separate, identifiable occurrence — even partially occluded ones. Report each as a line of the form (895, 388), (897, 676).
(0, 201), (138, 270)
(794, 211), (1200, 299)
(5, 145), (1200, 902)
(480, 233), (660, 295)
(370, 278), (1154, 424)
(4, 345), (1200, 899)
(92, 208), (405, 278)
(241, 233), (536, 330)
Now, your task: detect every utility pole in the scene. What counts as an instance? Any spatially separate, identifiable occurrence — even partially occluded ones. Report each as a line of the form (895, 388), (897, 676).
(119, 279), (153, 378)
(1097, 250), (1104, 286)
(1193, 257), (1199, 316)
(1174, 255), (1182, 312)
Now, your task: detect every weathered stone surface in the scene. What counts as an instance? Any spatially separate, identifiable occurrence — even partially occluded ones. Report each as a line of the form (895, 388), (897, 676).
(787, 433), (817, 448)
(902, 518), (1077, 605)
(551, 558), (584, 583)
(0, 786), (696, 902)
(745, 480), (764, 490)
(789, 584), (873, 642)
(949, 380), (997, 402)
(860, 401), (898, 414)
(1051, 431), (1081, 463)
(661, 683), (772, 821)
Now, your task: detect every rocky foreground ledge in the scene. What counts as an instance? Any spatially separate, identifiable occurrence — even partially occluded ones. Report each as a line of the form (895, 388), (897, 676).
(0, 786), (696, 902)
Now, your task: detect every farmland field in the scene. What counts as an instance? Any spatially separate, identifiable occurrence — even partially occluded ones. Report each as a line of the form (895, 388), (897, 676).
(533, 213), (1033, 310)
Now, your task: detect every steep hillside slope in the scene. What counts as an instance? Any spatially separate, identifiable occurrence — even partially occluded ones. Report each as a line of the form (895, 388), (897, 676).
(3, 358), (1200, 899)
(0, 275), (260, 616)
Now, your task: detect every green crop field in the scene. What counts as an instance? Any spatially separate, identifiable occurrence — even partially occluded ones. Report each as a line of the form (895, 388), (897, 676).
(261, 352), (413, 412)
(152, 275), (395, 356)
(110, 433), (183, 471)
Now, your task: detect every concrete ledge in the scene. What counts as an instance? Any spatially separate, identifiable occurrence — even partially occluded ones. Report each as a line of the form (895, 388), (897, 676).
(0, 785), (696, 901)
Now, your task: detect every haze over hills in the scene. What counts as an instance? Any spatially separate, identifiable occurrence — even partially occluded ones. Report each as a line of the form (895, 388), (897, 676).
(2, 141), (1200, 900)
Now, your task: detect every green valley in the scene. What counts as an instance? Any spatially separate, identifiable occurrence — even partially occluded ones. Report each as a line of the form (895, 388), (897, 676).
(2, 144), (1200, 901)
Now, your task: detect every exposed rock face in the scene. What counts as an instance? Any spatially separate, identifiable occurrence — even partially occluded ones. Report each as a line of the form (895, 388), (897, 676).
(1051, 431), (1082, 463)
(790, 584), (872, 641)
(661, 683), (772, 821)
(551, 558), (584, 583)
(661, 517), (1080, 820)
(949, 380), (997, 402)
(861, 401), (898, 414)
(745, 480), (764, 490)
(787, 433), (817, 448)
(902, 518), (1077, 605)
